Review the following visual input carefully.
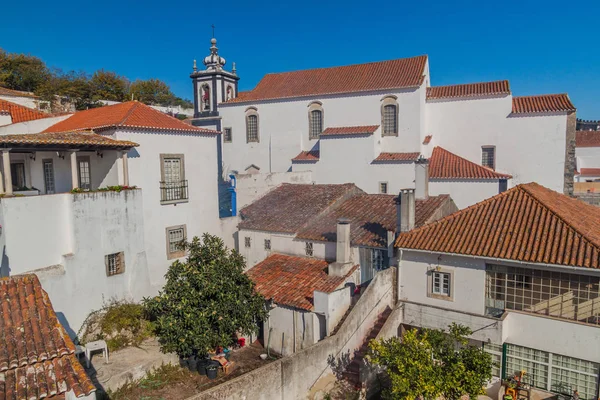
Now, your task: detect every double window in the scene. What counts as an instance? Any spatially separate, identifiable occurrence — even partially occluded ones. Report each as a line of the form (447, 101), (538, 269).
(77, 156), (91, 190)
(10, 162), (26, 190)
(160, 154), (188, 203)
(381, 96), (399, 136)
(432, 271), (451, 296)
(308, 101), (324, 139)
(305, 242), (314, 257)
(166, 225), (187, 259)
(245, 107), (259, 143)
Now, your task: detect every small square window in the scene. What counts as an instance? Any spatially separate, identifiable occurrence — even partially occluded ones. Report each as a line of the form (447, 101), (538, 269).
(245, 237), (251, 248)
(224, 127), (232, 143)
(166, 225), (187, 260)
(482, 146), (496, 170)
(432, 271), (451, 297)
(105, 252), (125, 276)
(264, 239), (271, 251)
(305, 242), (313, 257)
(379, 182), (388, 194)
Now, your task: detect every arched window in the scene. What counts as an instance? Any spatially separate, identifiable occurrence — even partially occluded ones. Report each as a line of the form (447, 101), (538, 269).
(308, 101), (324, 139)
(381, 96), (399, 136)
(226, 86), (234, 101)
(245, 107), (259, 143)
(202, 84), (211, 111)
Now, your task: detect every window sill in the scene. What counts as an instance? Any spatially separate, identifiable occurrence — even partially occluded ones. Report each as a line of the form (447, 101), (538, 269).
(160, 199), (189, 206)
(427, 293), (454, 302)
(381, 133), (399, 137)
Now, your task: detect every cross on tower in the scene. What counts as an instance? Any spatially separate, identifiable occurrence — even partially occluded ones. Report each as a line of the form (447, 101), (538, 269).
(212, 24), (215, 38)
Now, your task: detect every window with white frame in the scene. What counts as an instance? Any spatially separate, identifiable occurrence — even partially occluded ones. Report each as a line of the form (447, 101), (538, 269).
(77, 156), (91, 190)
(379, 182), (388, 194)
(305, 242), (313, 257)
(483, 343), (503, 378)
(160, 154), (187, 203)
(482, 146), (496, 169)
(264, 239), (271, 251)
(245, 237), (251, 248)
(245, 107), (259, 143)
(432, 271), (451, 296)
(105, 252), (124, 276)
(43, 159), (55, 194)
(224, 127), (232, 143)
(166, 225), (186, 259)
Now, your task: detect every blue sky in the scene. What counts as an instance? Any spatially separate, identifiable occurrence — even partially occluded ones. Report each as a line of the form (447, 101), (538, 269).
(1, 0), (598, 118)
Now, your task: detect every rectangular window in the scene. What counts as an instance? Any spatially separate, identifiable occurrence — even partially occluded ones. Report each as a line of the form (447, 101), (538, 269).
(105, 252), (124, 276)
(43, 159), (55, 194)
(166, 225), (186, 259)
(160, 154), (188, 203)
(379, 182), (388, 194)
(359, 247), (389, 283)
(246, 115), (259, 142)
(309, 110), (322, 139)
(77, 156), (91, 190)
(224, 127), (232, 143)
(485, 264), (600, 325)
(11, 163), (26, 189)
(245, 237), (251, 248)
(483, 343), (503, 378)
(305, 242), (313, 257)
(264, 239), (271, 251)
(482, 146), (496, 170)
(382, 104), (398, 136)
(432, 271), (451, 296)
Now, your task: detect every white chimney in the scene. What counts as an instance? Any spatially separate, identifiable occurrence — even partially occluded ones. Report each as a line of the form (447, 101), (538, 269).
(400, 189), (415, 232)
(415, 158), (429, 200)
(329, 218), (353, 277)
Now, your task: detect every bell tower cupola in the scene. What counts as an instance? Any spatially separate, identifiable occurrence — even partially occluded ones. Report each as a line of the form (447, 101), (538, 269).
(190, 35), (240, 128)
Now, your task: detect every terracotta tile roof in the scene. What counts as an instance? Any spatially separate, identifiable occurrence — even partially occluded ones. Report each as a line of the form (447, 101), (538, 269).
(423, 135), (432, 145)
(246, 254), (355, 310)
(0, 274), (96, 399)
(0, 99), (47, 125)
(0, 131), (138, 149)
(240, 183), (363, 233)
(296, 194), (454, 248)
(578, 168), (600, 177)
(429, 147), (512, 180)
(292, 150), (320, 162)
(512, 94), (575, 114)
(44, 101), (219, 134)
(395, 183), (600, 269)
(427, 80), (510, 100)
(373, 152), (421, 162)
(223, 56), (428, 104)
(0, 87), (39, 98)
(321, 125), (379, 137)
(576, 130), (600, 148)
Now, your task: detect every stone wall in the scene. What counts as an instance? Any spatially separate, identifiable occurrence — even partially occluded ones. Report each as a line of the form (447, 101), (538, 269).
(564, 111), (577, 196)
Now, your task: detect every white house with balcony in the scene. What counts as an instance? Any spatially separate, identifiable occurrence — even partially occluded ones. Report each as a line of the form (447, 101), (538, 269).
(393, 182), (600, 399)
(187, 37), (577, 209)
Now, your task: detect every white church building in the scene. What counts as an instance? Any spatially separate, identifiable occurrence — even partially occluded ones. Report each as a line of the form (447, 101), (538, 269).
(189, 38), (576, 209)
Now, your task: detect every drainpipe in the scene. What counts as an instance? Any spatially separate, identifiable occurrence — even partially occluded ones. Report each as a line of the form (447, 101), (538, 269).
(293, 309), (297, 353)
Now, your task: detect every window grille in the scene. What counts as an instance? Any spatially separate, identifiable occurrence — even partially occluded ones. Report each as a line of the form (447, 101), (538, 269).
(382, 104), (398, 136)
(305, 242), (313, 257)
(264, 239), (271, 251)
(432, 271), (451, 296)
(224, 128), (232, 143)
(160, 156), (188, 202)
(379, 182), (388, 194)
(105, 252), (124, 276)
(309, 110), (323, 139)
(246, 115), (259, 142)
(482, 147), (495, 169)
(43, 160), (55, 194)
(168, 227), (185, 254)
(245, 237), (251, 248)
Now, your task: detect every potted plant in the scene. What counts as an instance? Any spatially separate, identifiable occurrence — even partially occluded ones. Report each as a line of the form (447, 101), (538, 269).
(206, 360), (219, 380)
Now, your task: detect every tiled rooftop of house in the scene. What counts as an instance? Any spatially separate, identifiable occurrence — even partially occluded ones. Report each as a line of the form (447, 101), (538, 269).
(511, 94), (575, 114)
(292, 150), (320, 162)
(0, 99), (47, 125)
(373, 152), (421, 162)
(0, 274), (96, 399)
(239, 183), (363, 233)
(320, 125), (379, 137)
(0, 131), (139, 149)
(246, 254), (356, 311)
(576, 130), (600, 148)
(426, 80), (511, 100)
(429, 146), (512, 180)
(0, 87), (39, 98)
(44, 101), (220, 134)
(395, 183), (600, 269)
(223, 56), (428, 103)
(578, 168), (600, 177)
(296, 194), (454, 248)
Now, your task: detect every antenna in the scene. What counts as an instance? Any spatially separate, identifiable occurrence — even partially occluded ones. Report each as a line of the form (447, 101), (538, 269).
(211, 24), (215, 38)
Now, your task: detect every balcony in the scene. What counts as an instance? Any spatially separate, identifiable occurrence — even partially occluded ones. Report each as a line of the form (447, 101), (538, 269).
(160, 180), (188, 204)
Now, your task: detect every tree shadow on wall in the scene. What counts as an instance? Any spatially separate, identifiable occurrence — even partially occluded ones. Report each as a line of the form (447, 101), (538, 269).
(327, 350), (352, 380)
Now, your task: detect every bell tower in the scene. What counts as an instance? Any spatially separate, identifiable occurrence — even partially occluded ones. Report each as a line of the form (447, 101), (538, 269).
(190, 36), (239, 130)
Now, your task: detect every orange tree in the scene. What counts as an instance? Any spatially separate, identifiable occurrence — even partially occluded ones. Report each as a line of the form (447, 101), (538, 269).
(143, 234), (267, 358)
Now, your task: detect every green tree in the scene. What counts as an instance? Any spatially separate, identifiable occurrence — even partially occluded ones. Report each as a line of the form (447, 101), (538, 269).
(129, 78), (176, 105)
(0, 48), (49, 92)
(143, 234), (267, 358)
(90, 69), (128, 102)
(368, 323), (493, 400)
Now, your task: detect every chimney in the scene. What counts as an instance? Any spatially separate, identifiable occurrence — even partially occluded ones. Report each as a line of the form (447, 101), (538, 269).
(415, 158), (429, 200)
(329, 218), (353, 277)
(395, 194), (402, 235)
(400, 189), (415, 232)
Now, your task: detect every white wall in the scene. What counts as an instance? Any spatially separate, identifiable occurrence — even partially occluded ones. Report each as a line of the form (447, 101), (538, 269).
(0, 94), (38, 110)
(219, 87), (424, 175)
(0, 114), (71, 134)
(314, 286), (352, 335)
(234, 170), (313, 209)
(429, 179), (502, 209)
(576, 146), (600, 173)
(1, 191), (152, 332)
(265, 306), (320, 357)
(113, 128), (222, 288)
(426, 96), (567, 192)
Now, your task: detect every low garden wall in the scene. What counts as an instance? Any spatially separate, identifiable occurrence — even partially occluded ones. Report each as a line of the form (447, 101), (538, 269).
(187, 267), (397, 400)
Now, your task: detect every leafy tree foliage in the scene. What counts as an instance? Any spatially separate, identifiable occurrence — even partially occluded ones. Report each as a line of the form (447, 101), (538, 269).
(143, 234), (267, 357)
(368, 323), (493, 400)
(90, 70), (129, 102)
(0, 49), (49, 92)
(129, 78), (180, 106)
